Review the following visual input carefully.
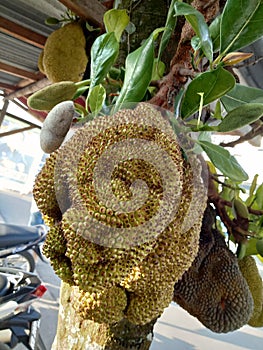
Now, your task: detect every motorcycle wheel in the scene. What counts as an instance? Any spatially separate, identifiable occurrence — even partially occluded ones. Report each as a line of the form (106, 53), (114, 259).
(0, 251), (35, 272)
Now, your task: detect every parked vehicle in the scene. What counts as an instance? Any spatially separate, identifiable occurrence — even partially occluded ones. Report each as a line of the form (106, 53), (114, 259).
(0, 223), (47, 272)
(0, 267), (47, 349)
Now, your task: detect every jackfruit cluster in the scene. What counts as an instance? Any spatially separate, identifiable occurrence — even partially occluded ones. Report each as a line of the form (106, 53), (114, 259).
(34, 103), (207, 325)
(39, 22), (88, 83)
(173, 227), (254, 333)
(238, 255), (263, 327)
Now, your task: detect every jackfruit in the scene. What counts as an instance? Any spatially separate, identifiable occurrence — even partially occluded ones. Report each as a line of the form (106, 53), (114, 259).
(33, 103), (207, 325)
(173, 228), (254, 333)
(39, 22), (88, 83)
(73, 285), (127, 324)
(42, 222), (74, 285)
(33, 151), (62, 221)
(238, 255), (263, 327)
(28, 82), (77, 111)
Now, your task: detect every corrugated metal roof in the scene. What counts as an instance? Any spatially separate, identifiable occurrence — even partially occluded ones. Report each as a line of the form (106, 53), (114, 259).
(0, 0), (66, 92)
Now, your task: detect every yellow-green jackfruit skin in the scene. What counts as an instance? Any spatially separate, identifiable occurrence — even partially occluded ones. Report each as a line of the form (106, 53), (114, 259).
(33, 103), (207, 325)
(40, 22), (88, 83)
(238, 255), (263, 327)
(173, 228), (254, 333)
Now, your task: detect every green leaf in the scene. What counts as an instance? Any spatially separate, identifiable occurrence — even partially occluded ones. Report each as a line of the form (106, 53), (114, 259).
(198, 140), (248, 182)
(27, 82), (77, 111)
(218, 103), (263, 132)
(245, 173), (258, 206)
(151, 59), (166, 81)
(104, 9), (130, 42)
(174, 2), (213, 62)
(90, 32), (119, 90)
(221, 84), (263, 112)
(88, 84), (106, 114)
(114, 28), (164, 111)
(214, 100), (222, 119)
(158, 0), (177, 59)
(255, 183), (263, 209)
(209, 14), (221, 53)
(220, 0), (263, 54)
(73, 86), (89, 100)
(181, 66), (235, 118)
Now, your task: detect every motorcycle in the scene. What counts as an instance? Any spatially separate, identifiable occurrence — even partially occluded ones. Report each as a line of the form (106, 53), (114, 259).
(0, 223), (47, 272)
(0, 267), (47, 349)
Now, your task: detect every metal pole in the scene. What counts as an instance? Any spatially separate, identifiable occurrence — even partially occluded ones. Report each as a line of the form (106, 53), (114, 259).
(0, 99), (9, 127)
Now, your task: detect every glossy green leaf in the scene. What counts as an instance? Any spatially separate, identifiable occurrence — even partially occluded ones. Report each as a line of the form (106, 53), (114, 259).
(90, 32), (119, 90)
(220, 0), (263, 54)
(198, 140), (248, 182)
(158, 0), (177, 59)
(221, 84), (263, 112)
(104, 9), (130, 42)
(88, 85), (106, 114)
(209, 14), (221, 53)
(181, 66), (235, 118)
(214, 100), (222, 119)
(246, 174), (259, 206)
(73, 86), (89, 100)
(255, 183), (263, 209)
(174, 2), (213, 62)
(151, 59), (166, 81)
(218, 103), (263, 132)
(114, 28), (164, 111)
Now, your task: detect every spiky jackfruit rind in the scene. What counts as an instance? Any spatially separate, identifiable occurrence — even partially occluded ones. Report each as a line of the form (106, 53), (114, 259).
(41, 22), (88, 83)
(126, 285), (174, 325)
(238, 255), (263, 327)
(173, 229), (254, 333)
(33, 152), (62, 221)
(33, 102), (207, 325)
(73, 285), (127, 324)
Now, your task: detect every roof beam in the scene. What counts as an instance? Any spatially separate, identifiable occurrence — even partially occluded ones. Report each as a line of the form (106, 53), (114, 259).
(0, 16), (46, 49)
(0, 62), (45, 81)
(58, 0), (106, 28)
(4, 78), (50, 100)
(0, 82), (17, 92)
(0, 125), (36, 138)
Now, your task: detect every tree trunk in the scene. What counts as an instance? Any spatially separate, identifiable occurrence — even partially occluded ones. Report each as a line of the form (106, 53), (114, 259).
(52, 282), (157, 350)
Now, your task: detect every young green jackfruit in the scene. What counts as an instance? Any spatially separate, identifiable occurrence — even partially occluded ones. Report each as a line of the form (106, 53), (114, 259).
(41, 22), (88, 83)
(28, 81), (77, 111)
(238, 255), (263, 327)
(173, 228), (254, 333)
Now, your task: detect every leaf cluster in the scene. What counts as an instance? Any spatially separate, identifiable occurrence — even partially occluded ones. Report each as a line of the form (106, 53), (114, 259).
(29, 1), (263, 239)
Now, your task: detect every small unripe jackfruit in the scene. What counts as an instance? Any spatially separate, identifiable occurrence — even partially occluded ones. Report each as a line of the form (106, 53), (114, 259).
(40, 22), (88, 83)
(238, 255), (263, 327)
